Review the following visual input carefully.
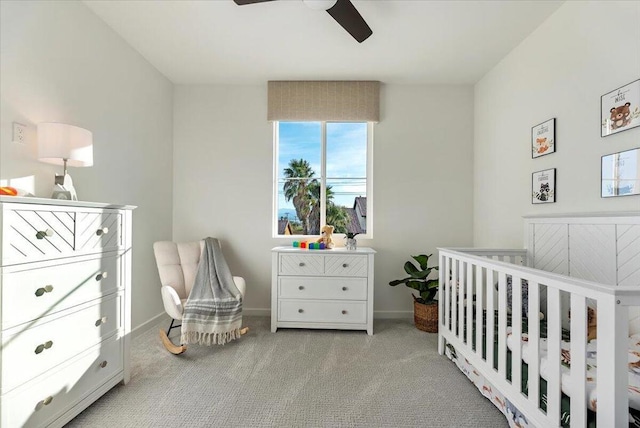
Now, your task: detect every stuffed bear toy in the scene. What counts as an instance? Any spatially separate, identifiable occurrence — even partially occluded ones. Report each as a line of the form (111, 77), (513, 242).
(317, 225), (335, 249)
(610, 102), (632, 130)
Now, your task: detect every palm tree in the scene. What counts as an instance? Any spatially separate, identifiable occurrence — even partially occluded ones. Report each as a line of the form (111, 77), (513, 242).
(308, 184), (350, 235)
(283, 159), (316, 235)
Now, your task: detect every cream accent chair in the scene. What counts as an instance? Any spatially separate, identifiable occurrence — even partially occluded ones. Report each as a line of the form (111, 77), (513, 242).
(153, 240), (247, 354)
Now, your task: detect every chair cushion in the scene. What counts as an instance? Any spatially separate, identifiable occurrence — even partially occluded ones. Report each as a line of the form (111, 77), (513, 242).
(153, 241), (203, 299)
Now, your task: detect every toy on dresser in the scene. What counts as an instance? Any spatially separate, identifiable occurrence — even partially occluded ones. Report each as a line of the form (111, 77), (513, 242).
(293, 241), (326, 250)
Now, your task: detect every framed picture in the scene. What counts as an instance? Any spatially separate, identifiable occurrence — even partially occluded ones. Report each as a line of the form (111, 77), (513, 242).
(532, 168), (556, 204)
(601, 147), (640, 198)
(601, 79), (640, 137)
(531, 118), (555, 158)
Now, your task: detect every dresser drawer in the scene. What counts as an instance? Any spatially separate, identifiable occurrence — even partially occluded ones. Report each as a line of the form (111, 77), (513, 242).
(2, 254), (120, 329)
(279, 254), (324, 276)
(2, 208), (76, 264)
(1, 334), (123, 428)
(324, 254), (367, 277)
(76, 210), (123, 252)
(279, 277), (367, 300)
(279, 300), (367, 324)
(2, 295), (119, 392)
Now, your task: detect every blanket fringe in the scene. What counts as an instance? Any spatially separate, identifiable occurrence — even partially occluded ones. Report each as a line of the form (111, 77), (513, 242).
(180, 328), (242, 346)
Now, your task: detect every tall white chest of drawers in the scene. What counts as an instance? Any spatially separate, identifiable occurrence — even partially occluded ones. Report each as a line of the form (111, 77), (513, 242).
(0, 196), (135, 428)
(271, 247), (375, 335)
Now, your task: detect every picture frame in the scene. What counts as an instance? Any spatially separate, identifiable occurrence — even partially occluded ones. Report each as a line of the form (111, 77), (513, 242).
(601, 79), (640, 137)
(601, 147), (640, 198)
(531, 118), (555, 158)
(532, 168), (556, 204)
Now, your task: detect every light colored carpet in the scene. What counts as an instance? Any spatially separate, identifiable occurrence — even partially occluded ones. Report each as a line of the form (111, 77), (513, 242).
(67, 317), (508, 427)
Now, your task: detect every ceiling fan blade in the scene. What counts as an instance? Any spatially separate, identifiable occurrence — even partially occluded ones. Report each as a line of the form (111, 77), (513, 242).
(233, 0), (277, 5)
(326, 0), (372, 43)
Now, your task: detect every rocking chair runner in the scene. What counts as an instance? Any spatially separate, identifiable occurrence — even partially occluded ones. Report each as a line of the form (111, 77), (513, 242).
(153, 240), (248, 354)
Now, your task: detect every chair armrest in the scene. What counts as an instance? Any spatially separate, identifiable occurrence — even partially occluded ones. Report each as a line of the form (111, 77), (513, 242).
(161, 285), (184, 320)
(233, 276), (247, 298)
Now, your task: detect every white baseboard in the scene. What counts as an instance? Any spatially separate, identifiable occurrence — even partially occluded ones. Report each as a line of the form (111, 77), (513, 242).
(132, 312), (169, 339)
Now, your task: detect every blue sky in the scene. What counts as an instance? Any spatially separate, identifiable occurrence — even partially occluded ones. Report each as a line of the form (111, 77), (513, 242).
(277, 122), (367, 210)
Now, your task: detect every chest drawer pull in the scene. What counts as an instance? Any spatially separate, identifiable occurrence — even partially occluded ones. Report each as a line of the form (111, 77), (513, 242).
(96, 227), (109, 236)
(342, 263), (348, 268)
(99, 360), (108, 368)
(298, 309), (304, 313)
(342, 286), (348, 291)
(95, 272), (108, 281)
(95, 316), (108, 327)
(35, 229), (54, 240)
(298, 286), (304, 290)
(34, 340), (54, 355)
(341, 310), (347, 315)
(38, 396), (54, 407)
(35, 285), (54, 297)
(299, 262), (305, 267)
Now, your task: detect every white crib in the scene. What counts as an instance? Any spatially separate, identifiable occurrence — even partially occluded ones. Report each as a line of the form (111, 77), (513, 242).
(437, 213), (640, 428)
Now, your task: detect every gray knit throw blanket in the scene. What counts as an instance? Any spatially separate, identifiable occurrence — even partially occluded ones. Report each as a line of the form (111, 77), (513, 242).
(180, 238), (243, 346)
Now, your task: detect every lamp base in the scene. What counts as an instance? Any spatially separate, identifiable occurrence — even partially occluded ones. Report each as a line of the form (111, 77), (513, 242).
(52, 174), (78, 201)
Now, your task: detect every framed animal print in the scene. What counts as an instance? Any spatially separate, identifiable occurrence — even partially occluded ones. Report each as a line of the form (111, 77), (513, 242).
(601, 79), (640, 137)
(531, 118), (555, 158)
(532, 168), (556, 204)
(601, 147), (640, 198)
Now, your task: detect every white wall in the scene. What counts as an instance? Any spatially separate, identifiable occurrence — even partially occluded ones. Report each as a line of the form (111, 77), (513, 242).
(173, 84), (474, 315)
(0, 0), (174, 330)
(474, 1), (640, 248)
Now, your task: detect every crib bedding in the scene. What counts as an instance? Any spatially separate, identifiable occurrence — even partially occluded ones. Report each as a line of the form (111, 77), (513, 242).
(447, 309), (640, 427)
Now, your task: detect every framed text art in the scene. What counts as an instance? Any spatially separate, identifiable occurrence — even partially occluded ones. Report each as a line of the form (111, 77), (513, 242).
(601, 79), (640, 137)
(532, 168), (556, 204)
(531, 118), (555, 158)
(601, 147), (640, 198)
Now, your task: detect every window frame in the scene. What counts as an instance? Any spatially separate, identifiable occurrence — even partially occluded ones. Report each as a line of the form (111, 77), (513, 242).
(272, 121), (373, 239)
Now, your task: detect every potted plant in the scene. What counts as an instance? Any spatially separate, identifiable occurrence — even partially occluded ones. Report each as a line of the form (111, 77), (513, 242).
(389, 254), (439, 332)
(344, 232), (359, 250)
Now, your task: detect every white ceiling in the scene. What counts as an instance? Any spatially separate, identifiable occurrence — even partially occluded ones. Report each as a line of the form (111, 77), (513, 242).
(84, 0), (564, 85)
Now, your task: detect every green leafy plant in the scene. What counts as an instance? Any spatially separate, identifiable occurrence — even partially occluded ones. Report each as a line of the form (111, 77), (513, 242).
(389, 254), (439, 304)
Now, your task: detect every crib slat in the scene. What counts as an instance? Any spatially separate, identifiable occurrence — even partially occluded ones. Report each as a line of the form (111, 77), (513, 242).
(452, 259), (457, 335)
(475, 266), (484, 358)
(547, 287), (561, 426)
(511, 276), (522, 396)
(445, 256), (451, 332)
(498, 272), (507, 378)
(466, 263), (473, 346)
(569, 294), (587, 428)
(486, 269), (495, 368)
(438, 254), (445, 355)
(459, 261), (465, 340)
(509, 255), (516, 264)
(527, 281), (540, 412)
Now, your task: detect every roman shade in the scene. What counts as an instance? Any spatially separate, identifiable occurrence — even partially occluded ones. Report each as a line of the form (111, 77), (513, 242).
(267, 81), (380, 122)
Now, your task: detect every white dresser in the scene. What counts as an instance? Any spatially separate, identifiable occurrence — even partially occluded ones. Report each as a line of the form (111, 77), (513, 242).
(271, 246), (375, 335)
(0, 196), (135, 428)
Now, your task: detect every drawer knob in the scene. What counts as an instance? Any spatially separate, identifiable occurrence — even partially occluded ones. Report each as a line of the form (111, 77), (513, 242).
(35, 285), (54, 297)
(342, 263), (348, 268)
(342, 286), (347, 291)
(39, 396), (54, 407)
(96, 227), (109, 236)
(99, 360), (108, 368)
(298, 309), (304, 313)
(35, 229), (54, 240)
(95, 316), (108, 327)
(35, 340), (53, 354)
(341, 310), (347, 315)
(95, 272), (108, 281)
(299, 262), (305, 267)
(298, 286), (304, 290)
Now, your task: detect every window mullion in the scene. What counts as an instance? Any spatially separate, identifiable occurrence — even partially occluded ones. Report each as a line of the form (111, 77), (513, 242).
(320, 121), (327, 230)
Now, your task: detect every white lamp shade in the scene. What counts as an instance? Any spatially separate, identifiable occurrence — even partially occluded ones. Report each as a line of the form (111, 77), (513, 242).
(37, 123), (93, 167)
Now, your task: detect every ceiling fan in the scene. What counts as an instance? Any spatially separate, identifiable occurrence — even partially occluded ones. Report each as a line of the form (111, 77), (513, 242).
(233, 0), (373, 43)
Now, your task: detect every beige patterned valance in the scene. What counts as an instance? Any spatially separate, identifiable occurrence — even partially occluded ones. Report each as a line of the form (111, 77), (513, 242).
(267, 81), (380, 122)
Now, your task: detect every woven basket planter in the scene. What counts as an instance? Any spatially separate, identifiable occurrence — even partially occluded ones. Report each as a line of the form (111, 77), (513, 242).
(413, 297), (438, 333)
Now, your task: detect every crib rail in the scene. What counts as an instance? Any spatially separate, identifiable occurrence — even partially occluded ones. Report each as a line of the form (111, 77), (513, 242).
(438, 247), (635, 428)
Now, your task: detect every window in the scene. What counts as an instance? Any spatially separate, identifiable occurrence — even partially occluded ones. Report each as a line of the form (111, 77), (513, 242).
(274, 121), (372, 238)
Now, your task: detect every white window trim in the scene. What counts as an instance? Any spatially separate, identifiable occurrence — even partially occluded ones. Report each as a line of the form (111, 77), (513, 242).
(272, 121), (373, 240)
